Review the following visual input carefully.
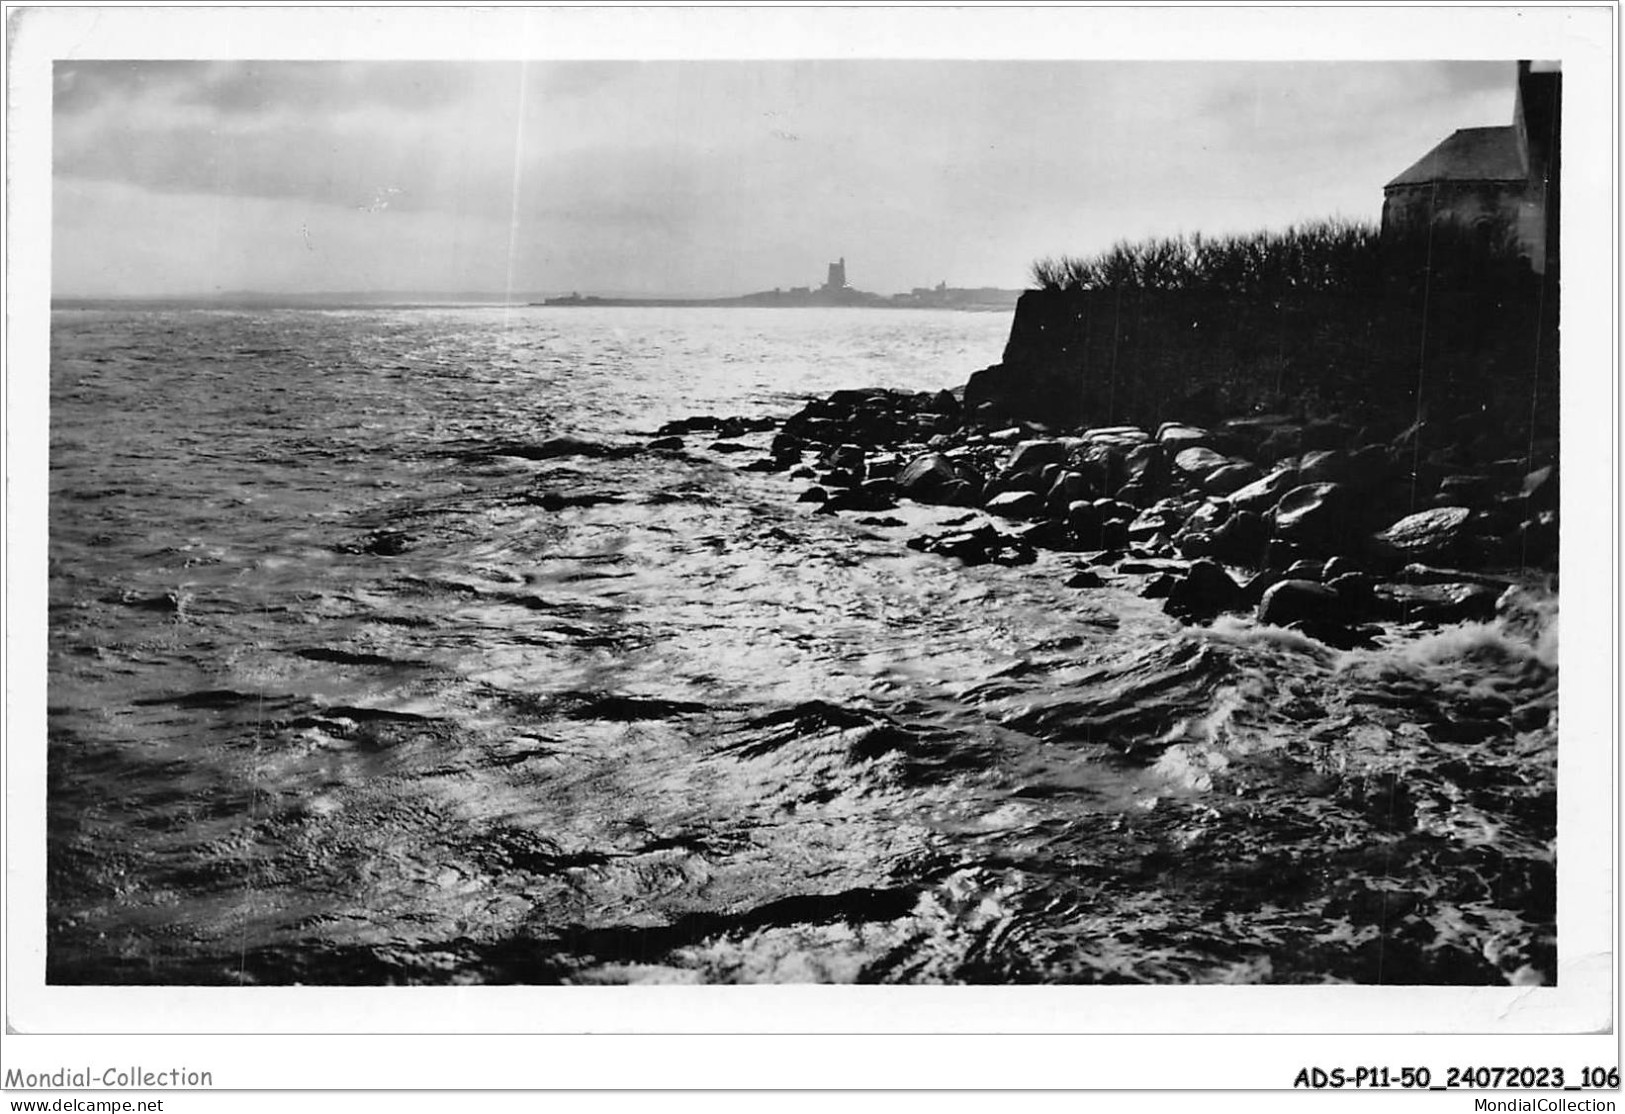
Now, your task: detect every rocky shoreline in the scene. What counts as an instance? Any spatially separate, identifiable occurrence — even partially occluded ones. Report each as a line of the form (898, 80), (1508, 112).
(650, 385), (1558, 648)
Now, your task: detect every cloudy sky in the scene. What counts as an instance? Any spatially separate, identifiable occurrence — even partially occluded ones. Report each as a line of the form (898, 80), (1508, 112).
(52, 57), (1518, 298)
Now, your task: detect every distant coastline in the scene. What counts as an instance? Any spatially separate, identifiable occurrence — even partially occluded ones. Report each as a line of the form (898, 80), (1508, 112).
(53, 284), (1025, 314)
(534, 286), (1022, 312)
(539, 257), (1023, 312)
(53, 258), (1022, 313)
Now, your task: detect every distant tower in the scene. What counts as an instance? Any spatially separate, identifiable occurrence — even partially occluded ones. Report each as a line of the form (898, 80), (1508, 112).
(825, 256), (847, 290)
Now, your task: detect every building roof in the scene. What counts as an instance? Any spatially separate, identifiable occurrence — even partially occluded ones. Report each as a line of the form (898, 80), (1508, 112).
(1385, 126), (1527, 189)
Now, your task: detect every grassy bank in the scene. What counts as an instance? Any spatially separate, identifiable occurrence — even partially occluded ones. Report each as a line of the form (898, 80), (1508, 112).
(1030, 219), (1539, 298)
(971, 219), (1557, 445)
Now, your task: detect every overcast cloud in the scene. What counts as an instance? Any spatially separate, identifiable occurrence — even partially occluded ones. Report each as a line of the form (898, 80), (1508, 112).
(52, 59), (1515, 297)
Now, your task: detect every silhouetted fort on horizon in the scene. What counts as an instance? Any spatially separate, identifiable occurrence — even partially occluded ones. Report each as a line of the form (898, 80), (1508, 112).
(539, 257), (1023, 311)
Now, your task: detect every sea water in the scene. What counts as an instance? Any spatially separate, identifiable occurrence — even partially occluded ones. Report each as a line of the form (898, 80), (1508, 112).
(46, 305), (1556, 984)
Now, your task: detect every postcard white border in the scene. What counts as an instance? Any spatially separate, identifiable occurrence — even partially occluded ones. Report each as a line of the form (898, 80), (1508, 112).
(3, 2), (1617, 1091)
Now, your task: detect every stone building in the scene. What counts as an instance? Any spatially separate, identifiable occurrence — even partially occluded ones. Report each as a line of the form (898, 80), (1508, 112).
(1381, 61), (1561, 274)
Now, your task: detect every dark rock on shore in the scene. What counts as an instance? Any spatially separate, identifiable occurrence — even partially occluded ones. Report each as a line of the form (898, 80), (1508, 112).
(1256, 578), (1378, 647)
(907, 523), (1036, 567)
(782, 387), (964, 449)
(1373, 581), (1501, 625)
(1271, 483), (1357, 554)
(824, 480), (898, 513)
(752, 377), (1554, 634)
(1372, 506), (1473, 566)
(1005, 439), (1070, 473)
(657, 414), (776, 438)
(1208, 509), (1269, 566)
(1173, 446), (1232, 480)
(1202, 461), (1263, 496)
(1163, 559), (1244, 623)
(896, 453), (959, 502)
(986, 491), (1045, 520)
(1227, 466), (1301, 514)
(1258, 579), (1345, 627)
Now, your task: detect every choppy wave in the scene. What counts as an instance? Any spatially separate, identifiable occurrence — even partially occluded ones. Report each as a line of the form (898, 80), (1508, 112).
(47, 306), (1556, 985)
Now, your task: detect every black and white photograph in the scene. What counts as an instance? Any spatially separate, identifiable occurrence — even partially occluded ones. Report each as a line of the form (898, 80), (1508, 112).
(3, 1), (1617, 1097)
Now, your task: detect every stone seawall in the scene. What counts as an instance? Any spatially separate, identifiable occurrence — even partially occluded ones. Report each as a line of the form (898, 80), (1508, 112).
(965, 285), (1557, 450)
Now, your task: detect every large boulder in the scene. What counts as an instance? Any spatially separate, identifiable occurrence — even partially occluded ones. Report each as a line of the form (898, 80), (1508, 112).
(1156, 423), (1212, 450)
(1128, 506), (1179, 544)
(1202, 461), (1264, 496)
(1082, 426), (1152, 449)
(1076, 442), (1128, 496)
(1257, 578), (1345, 627)
(1173, 446), (1232, 480)
(1371, 506), (1474, 565)
(985, 491), (1046, 520)
(1163, 559), (1245, 623)
(896, 453), (961, 503)
(1227, 466), (1301, 515)
(1297, 450), (1351, 486)
(1207, 509), (1269, 566)
(1372, 581), (1501, 624)
(1004, 439), (1071, 474)
(1271, 483), (1356, 553)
